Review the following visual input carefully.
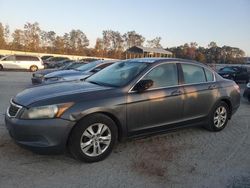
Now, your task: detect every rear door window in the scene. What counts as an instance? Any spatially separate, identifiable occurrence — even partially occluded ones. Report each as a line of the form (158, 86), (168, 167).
(182, 64), (206, 84)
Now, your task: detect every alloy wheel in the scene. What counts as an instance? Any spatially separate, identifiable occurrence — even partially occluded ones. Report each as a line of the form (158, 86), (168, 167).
(80, 123), (111, 157)
(214, 106), (227, 128)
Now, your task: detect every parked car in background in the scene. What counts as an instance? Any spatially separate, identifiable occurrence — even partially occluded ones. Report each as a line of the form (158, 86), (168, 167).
(41, 55), (54, 61)
(43, 56), (69, 68)
(218, 66), (249, 83)
(243, 82), (250, 102)
(5, 58), (240, 162)
(79, 58), (102, 62)
(0, 55), (43, 72)
(43, 60), (116, 84)
(53, 59), (75, 68)
(31, 62), (86, 84)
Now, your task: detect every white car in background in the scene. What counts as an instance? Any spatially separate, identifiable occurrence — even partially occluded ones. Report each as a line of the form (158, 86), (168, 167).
(0, 55), (43, 72)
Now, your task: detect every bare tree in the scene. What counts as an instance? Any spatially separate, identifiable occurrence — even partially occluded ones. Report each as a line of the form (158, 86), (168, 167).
(123, 31), (145, 49)
(11, 29), (24, 50)
(0, 23), (6, 49)
(69, 29), (89, 53)
(146, 37), (162, 48)
(23, 22), (41, 51)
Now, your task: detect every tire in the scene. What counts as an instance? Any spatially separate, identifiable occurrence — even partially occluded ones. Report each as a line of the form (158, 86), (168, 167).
(68, 113), (118, 162)
(205, 101), (229, 132)
(0, 64), (3, 71)
(30, 65), (38, 72)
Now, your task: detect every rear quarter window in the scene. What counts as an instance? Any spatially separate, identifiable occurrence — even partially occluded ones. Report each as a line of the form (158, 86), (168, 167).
(204, 68), (214, 82)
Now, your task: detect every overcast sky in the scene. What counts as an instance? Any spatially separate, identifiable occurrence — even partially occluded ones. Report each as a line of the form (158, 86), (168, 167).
(0, 0), (249, 55)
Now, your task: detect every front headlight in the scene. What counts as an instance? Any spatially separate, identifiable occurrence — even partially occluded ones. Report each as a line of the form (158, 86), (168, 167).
(247, 83), (250, 88)
(20, 102), (74, 119)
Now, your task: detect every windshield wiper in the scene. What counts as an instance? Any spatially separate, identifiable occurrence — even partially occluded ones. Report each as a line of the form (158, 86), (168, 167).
(87, 80), (117, 87)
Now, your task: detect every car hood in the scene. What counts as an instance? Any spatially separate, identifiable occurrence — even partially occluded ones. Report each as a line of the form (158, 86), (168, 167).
(44, 69), (82, 78)
(13, 81), (110, 106)
(35, 68), (57, 76)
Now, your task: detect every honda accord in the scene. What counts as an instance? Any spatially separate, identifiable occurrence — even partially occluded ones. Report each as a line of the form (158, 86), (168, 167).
(5, 58), (240, 162)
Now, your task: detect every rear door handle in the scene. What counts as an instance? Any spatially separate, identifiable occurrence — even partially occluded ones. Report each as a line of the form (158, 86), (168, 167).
(171, 90), (182, 96)
(208, 84), (216, 89)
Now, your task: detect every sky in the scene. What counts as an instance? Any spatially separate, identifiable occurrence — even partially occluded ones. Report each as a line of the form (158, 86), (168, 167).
(0, 0), (250, 55)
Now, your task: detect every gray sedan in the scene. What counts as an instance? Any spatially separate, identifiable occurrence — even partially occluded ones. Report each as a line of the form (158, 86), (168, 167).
(5, 58), (240, 162)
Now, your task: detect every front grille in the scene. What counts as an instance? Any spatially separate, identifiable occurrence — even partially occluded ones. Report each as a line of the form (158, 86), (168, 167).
(7, 100), (22, 117)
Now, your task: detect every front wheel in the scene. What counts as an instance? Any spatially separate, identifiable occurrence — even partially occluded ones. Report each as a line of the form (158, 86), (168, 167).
(68, 114), (117, 162)
(0, 64), (3, 71)
(205, 101), (229, 131)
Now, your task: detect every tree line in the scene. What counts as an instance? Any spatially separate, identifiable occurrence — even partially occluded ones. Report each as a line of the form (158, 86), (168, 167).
(0, 22), (246, 63)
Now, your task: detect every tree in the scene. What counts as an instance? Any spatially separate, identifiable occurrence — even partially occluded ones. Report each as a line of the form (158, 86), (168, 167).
(53, 36), (65, 54)
(11, 29), (24, 50)
(102, 30), (124, 51)
(69, 29), (89, 53)
(146, 37), (162, 48)
(94, 38), (104, 57)
(208, 41), (217, 48)
(102, 30), (124, 58)
(195, 52), (206, 63)
(123, 31), (145, 49)
(0, 23), (6, 49)
(4, 24), (10, 44)
(23, 22), (41, 51)
(63, 33), (71, 54)
(40, 30), (56, 51)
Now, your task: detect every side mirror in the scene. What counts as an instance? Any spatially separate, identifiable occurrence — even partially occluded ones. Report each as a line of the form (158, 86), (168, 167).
(133, 79), (153, 92)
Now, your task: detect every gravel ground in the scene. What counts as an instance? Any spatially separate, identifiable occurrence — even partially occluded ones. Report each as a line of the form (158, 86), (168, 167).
(0, 71), (249, 188)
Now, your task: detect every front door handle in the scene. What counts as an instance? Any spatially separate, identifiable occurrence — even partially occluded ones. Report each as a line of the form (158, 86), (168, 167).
(171, 90), (182, 96)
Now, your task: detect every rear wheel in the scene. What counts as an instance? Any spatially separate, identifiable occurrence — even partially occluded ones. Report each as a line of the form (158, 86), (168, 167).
(68, 114), (117, 162)
(30, 65), (38, 72)
(205, 101), (229, 131)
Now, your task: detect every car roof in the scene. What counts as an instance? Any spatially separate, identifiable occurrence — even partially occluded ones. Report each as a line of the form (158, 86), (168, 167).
(126, 58), (198, 63)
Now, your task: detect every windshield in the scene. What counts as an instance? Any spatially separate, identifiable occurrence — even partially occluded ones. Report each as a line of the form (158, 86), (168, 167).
(76, 61), (101, 71)
(86, 60), (149, 87)
(220, 67), (237, 72)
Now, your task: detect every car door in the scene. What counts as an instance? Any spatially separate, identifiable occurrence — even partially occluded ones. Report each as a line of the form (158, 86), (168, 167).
(180, 63), (218, 121)
(126, 62), (184, 136)
(15, 55), (27, 69)
(1, 55), (16, 68)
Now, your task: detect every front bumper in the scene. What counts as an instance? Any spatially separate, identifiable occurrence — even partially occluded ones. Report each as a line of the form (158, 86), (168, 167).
(5, 115), (75, 154)
(31, 77), (43, 84)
